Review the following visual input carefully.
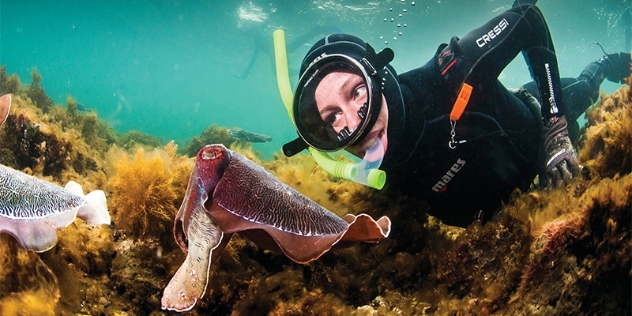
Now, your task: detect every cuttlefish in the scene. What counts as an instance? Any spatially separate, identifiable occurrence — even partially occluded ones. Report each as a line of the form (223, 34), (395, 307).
(0, 93), (111, 252)
(228, 128), (272, 143)
(0, 166), (111, 252)
(162, 144), (391, 312)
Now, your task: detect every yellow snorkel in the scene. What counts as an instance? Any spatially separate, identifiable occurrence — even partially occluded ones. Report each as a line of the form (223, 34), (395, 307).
(273, 29), (386, 190)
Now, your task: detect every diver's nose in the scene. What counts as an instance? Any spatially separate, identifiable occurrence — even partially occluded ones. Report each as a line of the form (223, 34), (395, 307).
(343, 108), (362, 133)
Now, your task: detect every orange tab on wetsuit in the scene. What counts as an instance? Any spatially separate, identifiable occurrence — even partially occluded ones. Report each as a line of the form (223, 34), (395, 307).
(450, 83), (473, 121)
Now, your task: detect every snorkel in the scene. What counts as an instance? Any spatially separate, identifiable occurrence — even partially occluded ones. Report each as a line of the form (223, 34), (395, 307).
(273, 30), (386, 189)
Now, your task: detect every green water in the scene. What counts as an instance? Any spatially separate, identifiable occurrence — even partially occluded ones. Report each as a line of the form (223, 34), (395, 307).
(1, 0), (629, 158)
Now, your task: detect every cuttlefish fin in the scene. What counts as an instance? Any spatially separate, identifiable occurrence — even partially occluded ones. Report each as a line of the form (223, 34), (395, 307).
(162, 204), (232, 312)
(340, 214), (391, 242)
(0, 217), (59, 253)
(64, 181), (111, 225)
(0, 180), (110, 253)
(209, 200), (342, 264)
(0, 93), (10, 126)
(209, 201), (390, 264)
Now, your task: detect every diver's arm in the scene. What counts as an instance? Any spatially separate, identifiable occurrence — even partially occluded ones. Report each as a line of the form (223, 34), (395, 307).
(238, 47), (260, 79)
(441, 3), (565, 120)
(439, 3), (579, 186)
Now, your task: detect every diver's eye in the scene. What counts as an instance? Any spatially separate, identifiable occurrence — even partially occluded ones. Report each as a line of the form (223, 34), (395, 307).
(325, 112), (342, 126)
(353, 85), (367, 101)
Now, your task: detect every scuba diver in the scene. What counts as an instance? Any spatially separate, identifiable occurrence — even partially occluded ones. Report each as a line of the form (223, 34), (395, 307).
(282, 1), (632, 227)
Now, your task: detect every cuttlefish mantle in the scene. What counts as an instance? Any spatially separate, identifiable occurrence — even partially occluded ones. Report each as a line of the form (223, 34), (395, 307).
(0, 164), (111, 252)
(162, 144), (391, 312)
(0, 93), (11, 125)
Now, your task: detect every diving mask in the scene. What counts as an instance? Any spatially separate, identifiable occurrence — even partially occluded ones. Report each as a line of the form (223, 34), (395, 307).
(283, 46), (394, 156)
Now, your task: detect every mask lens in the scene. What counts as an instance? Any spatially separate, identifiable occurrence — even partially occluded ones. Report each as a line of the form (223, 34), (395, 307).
(294, 56), (378, 151)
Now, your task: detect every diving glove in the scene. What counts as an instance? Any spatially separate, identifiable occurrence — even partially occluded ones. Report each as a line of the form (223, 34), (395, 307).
(599, 52), (631, 84)
(542, 115), (581, 188)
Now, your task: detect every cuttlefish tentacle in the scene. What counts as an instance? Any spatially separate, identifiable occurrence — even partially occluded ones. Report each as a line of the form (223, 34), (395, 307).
(172, 145), (231, 253)
(162, 200), (231, 312)
(163, 144), (232, 312)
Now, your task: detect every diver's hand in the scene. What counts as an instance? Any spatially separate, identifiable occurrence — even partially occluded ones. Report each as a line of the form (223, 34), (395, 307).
(542, 115), (581, 188)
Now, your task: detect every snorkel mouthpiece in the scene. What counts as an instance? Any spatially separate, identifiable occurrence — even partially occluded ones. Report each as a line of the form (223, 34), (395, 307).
(353, 137), (386, 189)
(308, 137), (386, 190)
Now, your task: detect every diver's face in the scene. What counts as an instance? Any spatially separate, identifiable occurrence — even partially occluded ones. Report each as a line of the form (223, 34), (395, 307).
(314, 70), (388, 158)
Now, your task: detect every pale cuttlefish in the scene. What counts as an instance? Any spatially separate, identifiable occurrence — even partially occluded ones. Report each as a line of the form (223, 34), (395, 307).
(0, 93), (111, 252)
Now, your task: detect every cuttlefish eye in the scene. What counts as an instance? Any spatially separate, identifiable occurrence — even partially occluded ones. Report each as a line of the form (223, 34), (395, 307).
(202, 150), (217, 160)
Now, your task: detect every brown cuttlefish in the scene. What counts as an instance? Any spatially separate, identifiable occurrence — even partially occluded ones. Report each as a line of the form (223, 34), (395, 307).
(162, 144), (391, 312)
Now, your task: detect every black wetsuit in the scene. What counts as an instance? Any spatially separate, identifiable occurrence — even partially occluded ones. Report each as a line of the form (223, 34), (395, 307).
(381, 3), (603, 227)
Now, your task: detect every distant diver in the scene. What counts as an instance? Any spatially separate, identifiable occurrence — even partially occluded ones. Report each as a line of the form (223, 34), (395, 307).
(228, 128), (272, 143)
(623, 7), (631, 52)
(238, 24), (341, 79)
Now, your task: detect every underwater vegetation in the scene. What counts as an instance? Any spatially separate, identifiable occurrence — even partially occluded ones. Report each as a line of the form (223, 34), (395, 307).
(0, 68), (629, 315)
(182, 123), (256, 157)
(107, 142), (193, 240)
(0, 69), (113, 186)
(0, 66), (20, 96)
(578, 83), (632, 179)
(114, 130), (163, 150)
(0, 234), (60, 315)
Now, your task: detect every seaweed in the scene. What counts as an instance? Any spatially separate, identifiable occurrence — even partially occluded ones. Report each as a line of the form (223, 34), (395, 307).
(577, 78), (632, 179)
(107, 142), (193, 241)
(182, 123), (253, 157)
(1, 111), (70, 177)
(115, 130), (163, 150)
(0, 235), (61, 315)
(0, 72), (118, 192)
(0, 66), (21, 95)
(24, 68), (54, 113)
(49, 96), (117, 154)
